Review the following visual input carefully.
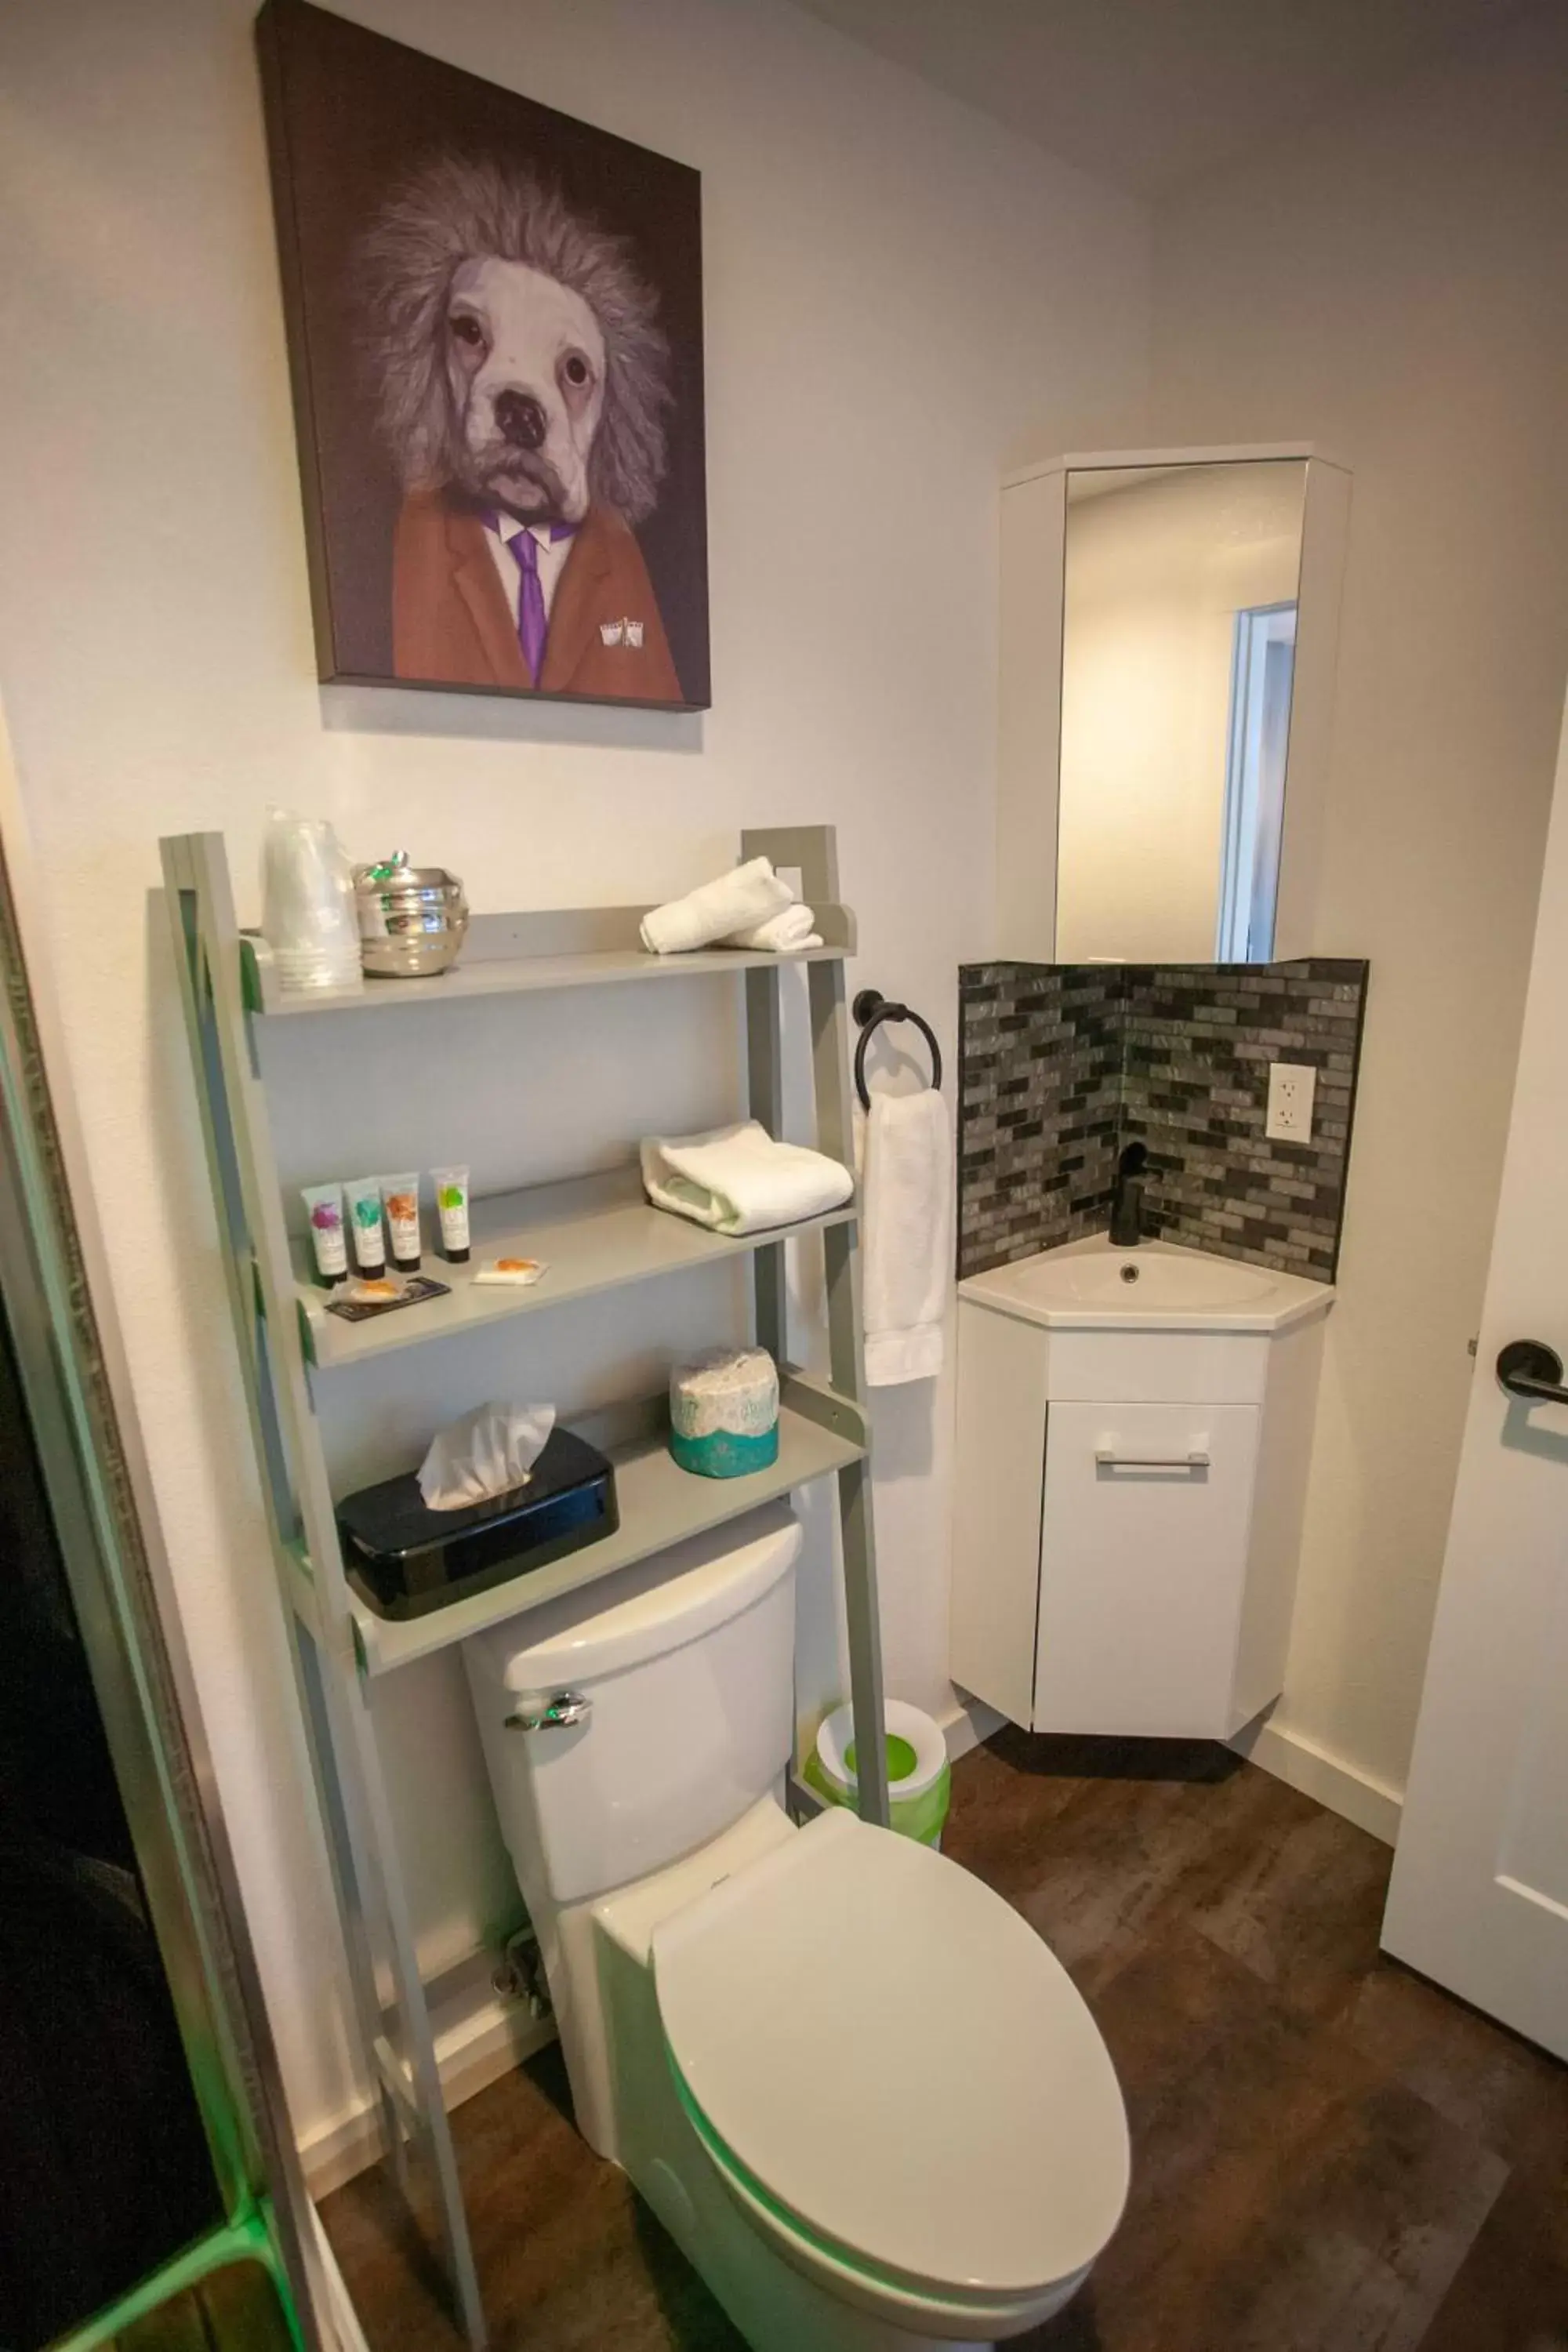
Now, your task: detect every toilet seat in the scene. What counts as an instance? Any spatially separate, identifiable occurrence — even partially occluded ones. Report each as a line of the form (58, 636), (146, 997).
(651, 1808), (1129, 2317)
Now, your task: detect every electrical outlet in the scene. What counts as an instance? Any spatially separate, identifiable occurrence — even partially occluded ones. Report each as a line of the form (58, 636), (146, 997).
(1266, 1062), (1316, 1143)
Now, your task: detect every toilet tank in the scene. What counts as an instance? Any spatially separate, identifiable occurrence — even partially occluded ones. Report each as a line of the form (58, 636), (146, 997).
(463, 1504), (800, 1905)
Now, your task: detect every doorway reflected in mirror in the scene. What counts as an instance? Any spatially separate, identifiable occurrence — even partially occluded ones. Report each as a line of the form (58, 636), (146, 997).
(1218, 599), (1297, 960)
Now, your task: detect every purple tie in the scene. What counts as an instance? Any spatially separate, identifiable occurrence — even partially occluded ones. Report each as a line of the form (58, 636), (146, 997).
(500, 519), (576, 684)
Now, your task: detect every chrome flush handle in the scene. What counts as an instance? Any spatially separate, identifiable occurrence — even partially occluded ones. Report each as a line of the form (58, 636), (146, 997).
(506, 1690), (593, 1733)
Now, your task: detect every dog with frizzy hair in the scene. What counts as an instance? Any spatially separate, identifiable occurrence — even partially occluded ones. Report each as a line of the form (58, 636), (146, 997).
(361, 155), (684, 702)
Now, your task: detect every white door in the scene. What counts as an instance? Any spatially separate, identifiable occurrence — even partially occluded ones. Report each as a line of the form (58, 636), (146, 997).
(1382, 681), (1568, 2057)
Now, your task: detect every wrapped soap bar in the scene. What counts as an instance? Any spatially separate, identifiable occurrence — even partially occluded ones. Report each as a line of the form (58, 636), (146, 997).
(669, 1348), (779, 1479)
(472, 1257), (547, 1287)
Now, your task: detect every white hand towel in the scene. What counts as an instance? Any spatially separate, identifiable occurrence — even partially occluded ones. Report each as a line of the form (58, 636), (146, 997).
(856, 1088), (953, 1387)
(721, 902), (824, 953)
(640, 858), (795, 955)
(641, 1120), (853, 1236)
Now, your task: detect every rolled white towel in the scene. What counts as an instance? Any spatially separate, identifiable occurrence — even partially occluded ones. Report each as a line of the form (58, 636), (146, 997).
(640, 857), (795, 955)
(641, 1120), (853, 1236)
(722, 902), (823, 953)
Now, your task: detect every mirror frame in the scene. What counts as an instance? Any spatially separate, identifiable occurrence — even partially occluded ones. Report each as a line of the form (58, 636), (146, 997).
(996, 441), (1352, 964)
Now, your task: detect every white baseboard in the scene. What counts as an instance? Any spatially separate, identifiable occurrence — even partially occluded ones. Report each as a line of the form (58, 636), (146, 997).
(299, 1994), (556, 2199)
(938, 1690), (1007, 1763)
(1232, 1714), (1403, 1846)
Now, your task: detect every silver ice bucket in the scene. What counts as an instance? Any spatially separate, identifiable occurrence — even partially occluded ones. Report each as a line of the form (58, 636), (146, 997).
(353, 854), (470, 979)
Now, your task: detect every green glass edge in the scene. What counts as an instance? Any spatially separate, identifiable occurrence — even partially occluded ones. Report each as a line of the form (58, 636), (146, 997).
(0, 943), (258, 2211)
(49, 2201), (303, 2352)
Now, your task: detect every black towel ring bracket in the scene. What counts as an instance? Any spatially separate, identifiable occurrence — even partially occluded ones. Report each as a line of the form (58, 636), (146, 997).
(851, 989), (943, 1112)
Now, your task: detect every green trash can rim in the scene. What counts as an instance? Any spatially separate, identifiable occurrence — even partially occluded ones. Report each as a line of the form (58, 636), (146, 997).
(811, 1699), (949, 1803)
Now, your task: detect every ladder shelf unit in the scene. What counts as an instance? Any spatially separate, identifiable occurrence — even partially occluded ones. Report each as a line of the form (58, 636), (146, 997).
(160, 823), (889, 2350)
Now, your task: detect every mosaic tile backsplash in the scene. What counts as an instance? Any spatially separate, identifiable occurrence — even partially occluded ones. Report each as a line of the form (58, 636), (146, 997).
(958, 959), (1369, 1284)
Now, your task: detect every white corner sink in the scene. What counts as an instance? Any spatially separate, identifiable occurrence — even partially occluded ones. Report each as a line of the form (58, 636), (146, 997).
(1049, 1253), (1274, 1308)
(958, 1234), (1333, 1334)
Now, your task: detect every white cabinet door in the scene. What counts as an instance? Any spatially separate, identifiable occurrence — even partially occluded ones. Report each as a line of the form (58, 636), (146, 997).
(1034, 1403), (1260, 1737)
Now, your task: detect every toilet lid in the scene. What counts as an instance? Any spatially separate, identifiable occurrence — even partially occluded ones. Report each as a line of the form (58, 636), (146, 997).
(652, 1808), (1129, 2302)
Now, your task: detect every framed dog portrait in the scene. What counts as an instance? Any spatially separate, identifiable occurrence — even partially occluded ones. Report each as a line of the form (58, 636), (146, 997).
(256, 0), (710, 709)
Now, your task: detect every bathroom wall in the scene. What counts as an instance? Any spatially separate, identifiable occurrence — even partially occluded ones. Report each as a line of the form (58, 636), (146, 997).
(957, 958), (1367, 1281)
(0, 0), (1149, 2156)
(1146, 2), (1568, 1820)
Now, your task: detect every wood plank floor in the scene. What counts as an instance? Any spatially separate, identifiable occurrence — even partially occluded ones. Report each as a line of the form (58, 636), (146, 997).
(322, 1729), (1568, 2351)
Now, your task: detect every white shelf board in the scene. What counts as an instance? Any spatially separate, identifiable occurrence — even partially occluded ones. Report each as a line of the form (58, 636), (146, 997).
(347, 1399), (865, 1675)
(294, 1167), (856, 1370)
(244, 925), (851, 1017)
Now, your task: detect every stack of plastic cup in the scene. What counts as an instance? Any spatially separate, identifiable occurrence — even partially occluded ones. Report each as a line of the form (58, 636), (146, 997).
(260, 809), (363, 993)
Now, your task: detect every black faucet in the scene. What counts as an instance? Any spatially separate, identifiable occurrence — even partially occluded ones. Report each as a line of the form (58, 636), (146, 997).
(1109, 1142), (1149, 1248)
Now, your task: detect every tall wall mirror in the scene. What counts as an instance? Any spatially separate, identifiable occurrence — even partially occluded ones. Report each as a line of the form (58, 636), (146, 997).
(996, 445), (1351, 967)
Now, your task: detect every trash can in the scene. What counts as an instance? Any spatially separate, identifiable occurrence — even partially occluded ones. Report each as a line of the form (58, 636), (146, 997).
(804, 1699), (951, 1848)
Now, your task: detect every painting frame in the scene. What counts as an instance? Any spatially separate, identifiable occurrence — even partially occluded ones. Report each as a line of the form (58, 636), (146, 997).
(256, 0), (711, 711)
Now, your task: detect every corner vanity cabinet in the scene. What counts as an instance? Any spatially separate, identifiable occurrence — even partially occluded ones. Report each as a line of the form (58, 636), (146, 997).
(949, 1240), (1332, 1740)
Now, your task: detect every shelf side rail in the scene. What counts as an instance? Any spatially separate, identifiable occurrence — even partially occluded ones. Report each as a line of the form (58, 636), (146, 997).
(742, 826), (891, 1830)
(159, 833), (488, 2349)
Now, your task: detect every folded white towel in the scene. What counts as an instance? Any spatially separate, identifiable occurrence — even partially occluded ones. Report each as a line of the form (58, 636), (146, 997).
(722, 902), (823, 953)
(641, 1120), (853, 1236)
(640, 858), (795, 955)
(855, 1087), (953, 1387)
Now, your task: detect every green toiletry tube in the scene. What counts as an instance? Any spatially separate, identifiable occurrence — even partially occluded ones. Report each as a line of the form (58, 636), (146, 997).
(343, 1174), (387, 1279)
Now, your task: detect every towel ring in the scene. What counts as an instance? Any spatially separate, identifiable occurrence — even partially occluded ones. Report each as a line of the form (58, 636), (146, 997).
(852, 989), (943, 1112)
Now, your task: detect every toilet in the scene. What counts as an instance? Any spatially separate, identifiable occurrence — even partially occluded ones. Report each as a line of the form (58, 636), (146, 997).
(463, 1504), (1129, 2350)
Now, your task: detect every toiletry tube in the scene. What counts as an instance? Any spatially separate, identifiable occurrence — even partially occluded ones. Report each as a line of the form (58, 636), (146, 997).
(344, 1176), (387, 1279)
(380, 1172), (422, 1272)
(302, 1183), (348, 1287)
(434, 1167), (470, 1263)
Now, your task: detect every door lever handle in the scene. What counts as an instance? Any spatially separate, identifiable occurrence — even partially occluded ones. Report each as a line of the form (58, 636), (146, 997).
(1496, 1340), (1568, 1406)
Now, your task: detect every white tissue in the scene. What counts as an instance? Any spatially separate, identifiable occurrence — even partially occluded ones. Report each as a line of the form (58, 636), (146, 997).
(417, 1402), (556, 1512)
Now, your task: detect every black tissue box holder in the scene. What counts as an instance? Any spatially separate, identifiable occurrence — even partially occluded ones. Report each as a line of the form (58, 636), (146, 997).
(336, 1426), (618, 1621)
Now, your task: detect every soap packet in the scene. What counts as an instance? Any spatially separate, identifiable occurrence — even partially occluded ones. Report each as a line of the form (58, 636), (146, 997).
(472, 1257), (549, 1287)
(325, 1273), (452, 1323)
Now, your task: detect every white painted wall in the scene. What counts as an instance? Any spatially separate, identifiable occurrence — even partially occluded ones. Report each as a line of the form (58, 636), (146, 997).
(1057, 460), (1305, 960)
(0, 0), (1147, 2148)
(1149, 4), (1568, 1808)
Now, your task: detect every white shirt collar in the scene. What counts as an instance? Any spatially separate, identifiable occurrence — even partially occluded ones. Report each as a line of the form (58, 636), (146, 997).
(483, 513), (558, 550)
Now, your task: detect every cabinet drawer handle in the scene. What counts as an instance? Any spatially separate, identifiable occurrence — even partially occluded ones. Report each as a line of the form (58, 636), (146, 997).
(1094, 1448), (1210, 1470)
